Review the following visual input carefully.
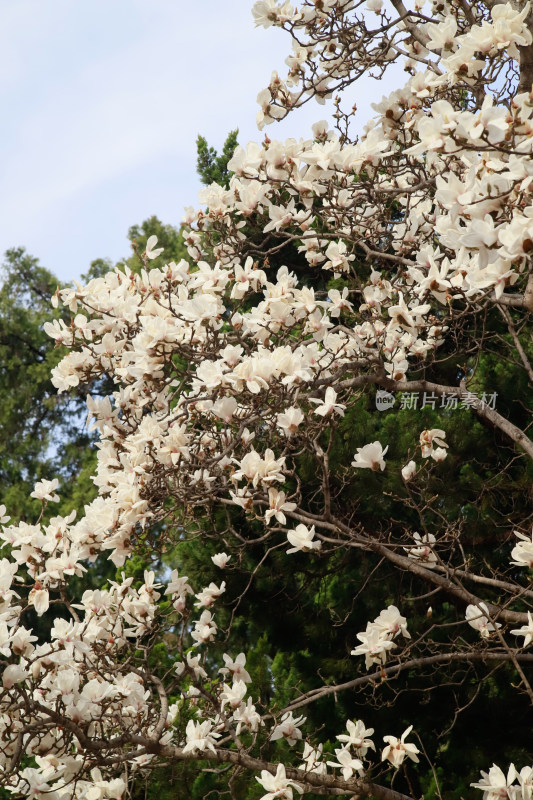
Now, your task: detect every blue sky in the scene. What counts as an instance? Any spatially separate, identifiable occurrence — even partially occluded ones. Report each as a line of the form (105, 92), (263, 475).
(1, 0), (395, 283)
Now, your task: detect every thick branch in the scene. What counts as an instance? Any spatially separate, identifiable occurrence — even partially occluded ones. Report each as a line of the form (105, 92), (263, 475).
(282, 651), (533, 713)
(137, 742), (417, 800)
(389, 0), (431, 48)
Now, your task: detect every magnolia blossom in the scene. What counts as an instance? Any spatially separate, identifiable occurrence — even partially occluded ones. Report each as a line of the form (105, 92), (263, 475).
(28, 586), (50, 617)
(277, 407), (305, 435)
(352, 441), (388, 471)
(30, 479), (60, 503)
(373, 605), (410, 639)
(511, 612), (533, 648)
(219, 652), (252, 684)
(351, 626), (397, 669)
(471, 764), (518, 800)
(326, 747), (364, 781)
(256, 763), (303, 800)
(220, 680), (247, 711)
(194, 581), (226, 609)
(286, 524), (322, 554)
(465, 602), (502, 638)
(191, 610), (217, 644)
(510, 530), (533, 568)
(265, 488), (297, 525)
(233, 697), (263, 734)
(517, 766), (533, 800)
(401, 460), (417, 481)
(405, 532), (438, 567)
(211, 552), (231, 568)
(270, 712), (306, 746)
(336, 720), (375, 756)
(183, 720), (221, 754)
(310, 387), (346, 416)
(145, 235), (164, 260)
(299, 743), (327, 775)
(382, 726), (420, 767)
(419, 429), (448, 459)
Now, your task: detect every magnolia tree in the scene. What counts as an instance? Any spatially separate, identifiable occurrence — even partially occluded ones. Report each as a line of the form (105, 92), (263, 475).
(2, 0), (533, 797)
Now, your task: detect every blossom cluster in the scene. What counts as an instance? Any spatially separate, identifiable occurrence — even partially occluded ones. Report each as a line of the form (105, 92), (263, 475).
(351, 605), (410, 669)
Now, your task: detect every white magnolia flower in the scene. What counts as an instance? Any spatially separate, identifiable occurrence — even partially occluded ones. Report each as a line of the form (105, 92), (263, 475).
(183, 720), (220, 754)
(145, 235), (164, 260)
(233, 697), (263, 734)
(2, 664), (30, 689)
(431, 446), (448, 463)
(401, 460), (417, 481)
(29, 586), (50, 617)
(175, 652), (208, 681)
(511, 612), (533, 648)
(351, 626), (397, 669)
(219, 652), (251, 684)
(270, 711), (306, 746)
(373, 605), (411, 639)
(517, 766), (533, 800)
(382, 726), (420, 767)
(256, 763), (303, 800)
(299, 743), (327, 775)
(510, 530), (533, 568)
(352, 441), (388, 471)
(220, 679), (247, 711)
(405, 532), (438, 567)
(471, 764), (517, 800)
(265, 488), (297, 525)
(30, 478), (60, 503)
(465, 602), (501, 638)
(336, 719), (375, 756)
(211, 552), (231, 568)
(277, 407), (305, 435)
(310, 387), (346, 417)
(286, 524), (322, 554)
(327, 747), (364, 781)
(194, 581), (226, 609)
(420, 428), (448, 458)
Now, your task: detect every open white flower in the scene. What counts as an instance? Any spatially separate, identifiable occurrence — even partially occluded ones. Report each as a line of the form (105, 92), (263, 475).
(286, 524), (321, 554)
(471, 764), (517, 800)
(351, 625), (397, 669)
(30, 479), (60, 503)
(219, 652), (252, 684)
(271, 712), (306, 746)
(382, 726), (420, 767)
(336, 719), (375, 756)
(352, 441), (388, 471)
(299, 743), (327, 775)
(265, 488), (297, 525)
(183, 720), (220, 754)
(327, 747), (364, 781)
(145, 235), (164, 260)
(277, 407), (304, 435)
(310, 387), (346, 417)
(256, 763), (303, 800)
